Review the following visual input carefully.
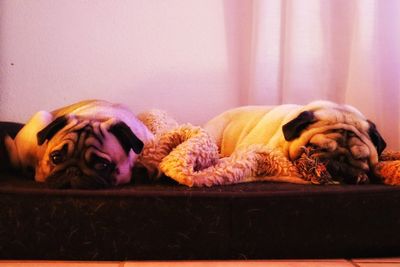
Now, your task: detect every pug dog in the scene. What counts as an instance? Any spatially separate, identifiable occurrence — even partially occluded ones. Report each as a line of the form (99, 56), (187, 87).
(4, 100), (154, 189)
(204, 100), (386, 184)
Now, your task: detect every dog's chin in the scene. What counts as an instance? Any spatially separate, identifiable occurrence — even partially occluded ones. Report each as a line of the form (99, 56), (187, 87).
(45, 171), (114, 189)
(305, 146), (371, 184)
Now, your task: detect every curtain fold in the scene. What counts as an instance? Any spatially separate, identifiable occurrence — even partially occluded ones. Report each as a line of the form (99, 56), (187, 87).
(243, 0), (400, 149)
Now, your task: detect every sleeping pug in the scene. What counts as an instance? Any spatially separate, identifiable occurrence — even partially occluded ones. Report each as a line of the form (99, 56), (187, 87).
(4, 100), (154, 189)
(204, 100), (386, 184)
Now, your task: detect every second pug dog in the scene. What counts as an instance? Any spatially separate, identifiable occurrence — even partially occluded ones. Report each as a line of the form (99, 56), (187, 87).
(204, 100), (386, 184)
(5, 100), (154, 189)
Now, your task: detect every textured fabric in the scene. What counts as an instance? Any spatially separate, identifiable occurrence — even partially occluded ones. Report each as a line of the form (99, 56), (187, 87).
(375, 151), (400, 185)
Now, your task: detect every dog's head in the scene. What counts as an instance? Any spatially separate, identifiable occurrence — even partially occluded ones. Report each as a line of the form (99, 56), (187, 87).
(34, 115), (144, 189)
(282, 107), (386, 184)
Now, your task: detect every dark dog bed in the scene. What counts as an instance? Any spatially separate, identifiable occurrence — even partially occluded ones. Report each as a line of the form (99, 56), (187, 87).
(0, 122), (399, 260)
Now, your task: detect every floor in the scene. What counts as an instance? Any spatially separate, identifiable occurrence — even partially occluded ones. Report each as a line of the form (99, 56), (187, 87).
(1, 259), (400, 267)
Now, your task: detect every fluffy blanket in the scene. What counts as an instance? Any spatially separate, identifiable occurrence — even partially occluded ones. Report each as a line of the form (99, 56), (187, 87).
(135, 106), (400, 187)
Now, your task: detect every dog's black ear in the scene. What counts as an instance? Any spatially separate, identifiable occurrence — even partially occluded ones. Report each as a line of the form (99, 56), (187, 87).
(367, 120), (386, 156)
(282, 111), (316, 141)
(108, 122), (144, 155)
(37, 116), (69, 145)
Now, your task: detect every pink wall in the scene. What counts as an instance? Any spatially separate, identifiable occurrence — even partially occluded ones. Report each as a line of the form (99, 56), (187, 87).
(0, 0), (246, 125)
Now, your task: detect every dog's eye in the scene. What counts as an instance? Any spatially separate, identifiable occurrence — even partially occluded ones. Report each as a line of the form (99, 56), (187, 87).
(50, 151), (65, 165)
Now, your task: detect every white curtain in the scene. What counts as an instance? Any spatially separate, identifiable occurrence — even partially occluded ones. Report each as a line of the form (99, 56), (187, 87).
(242, 0), (400, 149)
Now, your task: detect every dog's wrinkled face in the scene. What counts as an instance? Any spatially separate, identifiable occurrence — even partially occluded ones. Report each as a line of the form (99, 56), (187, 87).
(283, 110), (386, 184)
(304, 129), (373, 184)
(35, 116), (144, 189)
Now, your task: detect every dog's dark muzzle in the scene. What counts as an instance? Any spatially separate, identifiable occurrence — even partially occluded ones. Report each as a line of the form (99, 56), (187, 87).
(46, 166), (113, 189)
